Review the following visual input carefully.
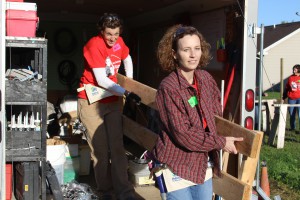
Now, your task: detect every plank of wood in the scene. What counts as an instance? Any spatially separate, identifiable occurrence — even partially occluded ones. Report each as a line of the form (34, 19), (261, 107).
(119, 75), (263, 157)
(264, 101), (272, 135)
(238, 131), (263, 185)
(266, 99), (275, 120)
(213, 171), (252, 200)
(215, 116), (263, 158)
(122, 115), (158, 151)
(222, 151), (230, 172)
(117, 73), (157, 110)
(277, 104), (287, 149)
(268, 106), (280, 145)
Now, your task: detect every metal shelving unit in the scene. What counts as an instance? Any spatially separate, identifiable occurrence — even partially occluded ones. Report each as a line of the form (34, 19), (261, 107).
(5, 37), (47, 200)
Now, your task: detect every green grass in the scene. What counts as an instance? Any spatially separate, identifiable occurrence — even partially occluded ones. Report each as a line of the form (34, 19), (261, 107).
(260, 134), (300, 199)
(261, 137), (300, 190)
(258, 92), (300, 199)
(263, 91), (281, 100)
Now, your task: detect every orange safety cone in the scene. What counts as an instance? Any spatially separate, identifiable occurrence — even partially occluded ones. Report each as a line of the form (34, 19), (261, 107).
(260, 161), (270, 199)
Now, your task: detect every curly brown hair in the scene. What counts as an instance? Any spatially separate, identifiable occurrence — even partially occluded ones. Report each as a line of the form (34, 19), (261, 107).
(97, 13), (123, 34)
(157, 24), (211, 72)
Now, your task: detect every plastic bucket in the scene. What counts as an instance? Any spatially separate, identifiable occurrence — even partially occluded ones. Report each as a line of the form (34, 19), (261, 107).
(128, 159), (154, 185)
(46, 143), (66, 185)
(52, 164), (64, 186)
(47, 143), (66, 165)
(129, 159), (149, 174)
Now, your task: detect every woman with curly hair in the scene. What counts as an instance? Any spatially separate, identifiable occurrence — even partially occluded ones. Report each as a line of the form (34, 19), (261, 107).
(152, 24), (243, 199)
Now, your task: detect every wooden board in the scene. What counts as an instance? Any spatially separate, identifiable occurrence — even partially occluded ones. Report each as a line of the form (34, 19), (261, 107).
(215, 116), (262, 158)
(122, 115), (158, 151)
(213, 171), (252, 200)
(117, 73), (157, 110)
(276, 104), (287, 149)
(268, 106), (280, 145)
(268, 104), (288, 148)
(123, 113), (255, 200)
(238, 131), (263, 185)
(119, 74), (263, 157)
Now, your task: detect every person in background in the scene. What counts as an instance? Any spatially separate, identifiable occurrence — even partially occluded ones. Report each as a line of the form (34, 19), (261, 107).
(77, 13), (140, 200)
(282, 64), (300, 131)
(152, 24), (243, 200)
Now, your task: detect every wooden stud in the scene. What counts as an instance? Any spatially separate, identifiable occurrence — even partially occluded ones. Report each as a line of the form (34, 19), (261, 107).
(117, 73), (157, 110)
(276, 104), (287, 148)
(268, 106), (280, 145)
(268, 104), (287, 148)
(266, 99), (275, 121)
(222, 151), (230, 172)
(238, 131), (263, 185)
(213, 171), (252, 200)
(122, 115), (158, 151)
(215, 116), (263, 158)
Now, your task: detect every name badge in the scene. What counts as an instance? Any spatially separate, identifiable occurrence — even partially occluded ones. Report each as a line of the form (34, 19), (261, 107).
(188, 96), (198, 107)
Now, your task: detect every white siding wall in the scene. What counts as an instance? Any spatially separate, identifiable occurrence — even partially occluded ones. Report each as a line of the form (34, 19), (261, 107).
(262, 31), (300, 91)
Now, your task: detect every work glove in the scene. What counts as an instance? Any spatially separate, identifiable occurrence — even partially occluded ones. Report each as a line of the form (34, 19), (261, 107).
(126, 92), (141, 105)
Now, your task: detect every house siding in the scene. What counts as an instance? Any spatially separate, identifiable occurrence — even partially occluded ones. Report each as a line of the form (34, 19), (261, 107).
(262, 30), (300, 91)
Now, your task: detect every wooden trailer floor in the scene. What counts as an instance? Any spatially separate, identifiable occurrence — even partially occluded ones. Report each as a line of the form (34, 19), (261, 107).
(45, 139), (161, 200)
(43, 170), (161, 200)
(78, 169), (161, 200)
(77, 139), (162, 200)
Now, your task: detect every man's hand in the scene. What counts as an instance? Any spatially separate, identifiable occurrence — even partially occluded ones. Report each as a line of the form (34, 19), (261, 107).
(223, 137), (244, 154)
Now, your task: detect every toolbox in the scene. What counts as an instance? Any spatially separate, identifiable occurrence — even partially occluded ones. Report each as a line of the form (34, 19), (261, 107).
(15, 162), (40, 200)
(6, 2), (39, 37)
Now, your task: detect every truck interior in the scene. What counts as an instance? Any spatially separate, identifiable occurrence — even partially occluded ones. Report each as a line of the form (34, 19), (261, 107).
(1, 0), (262, 199)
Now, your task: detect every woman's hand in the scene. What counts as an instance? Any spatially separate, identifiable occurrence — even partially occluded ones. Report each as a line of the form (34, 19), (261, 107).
(223, 137), (244, 154)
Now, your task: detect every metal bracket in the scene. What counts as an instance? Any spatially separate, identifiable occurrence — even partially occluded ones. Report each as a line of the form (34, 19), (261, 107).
(248, 24), (261, 38)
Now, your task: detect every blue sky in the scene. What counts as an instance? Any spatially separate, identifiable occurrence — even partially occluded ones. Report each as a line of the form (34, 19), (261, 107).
(258, 0), (300, 26)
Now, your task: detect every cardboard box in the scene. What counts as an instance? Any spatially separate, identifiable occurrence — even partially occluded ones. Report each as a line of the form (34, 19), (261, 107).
(6, 2), (38, 37)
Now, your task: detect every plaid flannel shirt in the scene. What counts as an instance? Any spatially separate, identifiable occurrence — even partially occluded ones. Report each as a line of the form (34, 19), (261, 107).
(152, 68), (226, 184)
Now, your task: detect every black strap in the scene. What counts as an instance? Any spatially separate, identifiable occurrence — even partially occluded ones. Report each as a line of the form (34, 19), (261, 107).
(45, 161), (64, 200)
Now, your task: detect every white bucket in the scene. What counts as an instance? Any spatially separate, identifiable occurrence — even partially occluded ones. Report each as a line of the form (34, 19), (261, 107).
(128, 159), (154, 185)
(129, 159), (149, 175)
(46, 144), (66, 185)
(52, 164), (64, 186)
(47, 144), (66, 165)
